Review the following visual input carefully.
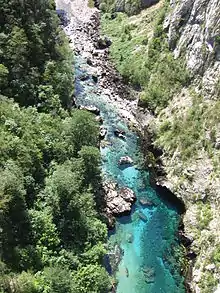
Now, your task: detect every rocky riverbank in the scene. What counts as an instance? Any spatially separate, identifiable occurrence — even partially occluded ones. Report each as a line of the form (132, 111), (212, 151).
(55, 0), (193, 291)
(55, 0), (145, 223)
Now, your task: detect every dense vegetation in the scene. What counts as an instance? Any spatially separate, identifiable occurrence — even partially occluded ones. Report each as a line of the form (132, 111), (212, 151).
(98, 0), (160, 16)
(101, 1), (190, 112)
(0, 0), (74, 109)
(0, 1), (110, 292)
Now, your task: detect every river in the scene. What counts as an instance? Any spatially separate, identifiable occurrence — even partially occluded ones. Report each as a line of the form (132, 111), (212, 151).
(56, 1), (186, 292)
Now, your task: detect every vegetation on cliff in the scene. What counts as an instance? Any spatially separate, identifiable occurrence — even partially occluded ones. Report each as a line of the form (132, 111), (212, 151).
(101, 0), (220, 292)
(0, 1), (110, 292)
(101, 0), (190, 112)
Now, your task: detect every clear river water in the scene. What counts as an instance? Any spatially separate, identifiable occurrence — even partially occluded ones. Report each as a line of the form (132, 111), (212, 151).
(75, 56), (185, 293)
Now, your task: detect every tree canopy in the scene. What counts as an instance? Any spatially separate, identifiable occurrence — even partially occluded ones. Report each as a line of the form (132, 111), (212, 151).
(0, 1), (111, 292)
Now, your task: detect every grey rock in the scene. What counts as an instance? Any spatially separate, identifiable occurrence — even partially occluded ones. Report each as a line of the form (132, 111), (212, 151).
(99, 126), (107, 139)
(102, 182), (136, 226)
(79, 105), (100, 115)
(166, 0), (220, 97)
(118, 156), (133, 165)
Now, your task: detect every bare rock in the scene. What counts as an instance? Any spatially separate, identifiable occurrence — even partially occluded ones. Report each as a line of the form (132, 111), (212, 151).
(118, 156), (133, 166)
(99, 126), (107, 139)
(102, 181), (136, 227)
(79, 105), (100, 115)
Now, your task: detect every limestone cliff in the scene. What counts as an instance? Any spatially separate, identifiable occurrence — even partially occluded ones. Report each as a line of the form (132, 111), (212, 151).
(165, 0), (220, 98)
(155, 1), (220, 292)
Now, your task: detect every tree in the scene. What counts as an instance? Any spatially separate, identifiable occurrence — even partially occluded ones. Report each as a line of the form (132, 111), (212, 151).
(72, 264), (111, 293)
(38, 266), (73, 293)
(78, 146), (101, 188)
(63, 110), (99, 154)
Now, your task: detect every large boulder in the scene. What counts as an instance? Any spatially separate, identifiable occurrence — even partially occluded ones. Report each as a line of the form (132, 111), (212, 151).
(102, 182), (136, 227)
(118, 156), (133, 165)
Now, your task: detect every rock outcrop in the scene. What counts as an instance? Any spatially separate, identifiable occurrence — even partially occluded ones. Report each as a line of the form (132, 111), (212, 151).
(165, 0), (220, 98)
(154, 1), (220, 292)
(101, 181), (136, 228)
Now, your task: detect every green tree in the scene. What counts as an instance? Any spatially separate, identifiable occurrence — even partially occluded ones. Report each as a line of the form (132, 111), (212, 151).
(63, 110), (99, 154)
(73, 264), (111, 293)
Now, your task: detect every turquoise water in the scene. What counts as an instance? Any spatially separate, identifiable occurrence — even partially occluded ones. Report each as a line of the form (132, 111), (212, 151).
(75, 57), (185, 293)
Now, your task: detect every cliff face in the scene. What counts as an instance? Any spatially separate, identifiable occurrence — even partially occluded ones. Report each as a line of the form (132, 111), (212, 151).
(165, 0), (220, 97)
(85, 0), (219, 291)
(155, 1), (220, 292)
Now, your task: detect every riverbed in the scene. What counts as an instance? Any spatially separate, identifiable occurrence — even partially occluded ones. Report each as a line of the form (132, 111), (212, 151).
(56, 1), (186, 292)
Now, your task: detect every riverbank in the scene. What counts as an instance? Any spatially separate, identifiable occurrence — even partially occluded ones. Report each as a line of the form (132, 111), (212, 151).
(55, 1), (191, 292)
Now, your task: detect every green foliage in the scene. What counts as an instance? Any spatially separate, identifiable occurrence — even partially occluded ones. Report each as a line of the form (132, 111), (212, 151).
(141, 52), (189, 111)
(38, 266), (73, 293)
(0, 2), (110, 291)
(211, 244), (220, 268)
(99, 0), (142, 15)
(0, 1), (115, 292)
(63, 110), (99, 154)
(0, 0), (74, 108)
(196, 202), (213, 230)
(0, 100), (109, 290)
(157, 95), (220, 162)
(198, 271), (218, 293)
(0, 64), (9, 88)
(73, 264), (111, 293)
(101, 1), (190, 111)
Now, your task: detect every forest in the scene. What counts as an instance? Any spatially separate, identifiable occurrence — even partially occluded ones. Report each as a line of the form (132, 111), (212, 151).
(0, 0), (110, 292)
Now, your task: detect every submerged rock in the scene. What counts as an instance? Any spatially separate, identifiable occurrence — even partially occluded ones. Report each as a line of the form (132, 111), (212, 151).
(138, 211), (148, 222)
(139, 198), (154, 207)
(126, 233), (134, 243)
(125, 267), (129, 277)
(143, 267), (155, 283)
(108, 244), (124, 274)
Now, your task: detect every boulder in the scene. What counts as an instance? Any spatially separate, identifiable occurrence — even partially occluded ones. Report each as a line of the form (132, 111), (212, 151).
(86, 57), (93, 66)
(92, 74), (98, 83)
(114, 128), (126, 136)
(114, 128), (126, 140)
(99, 126), (107, 139)
(79, 105), (100, 115)
(79, 73), (90, 81)
(179, 231), (193, 247)
(102, 182), (136, 225)
(95, 115), (103, 124)
(118, 156), (133, 165)
(118, 187), (136, 202)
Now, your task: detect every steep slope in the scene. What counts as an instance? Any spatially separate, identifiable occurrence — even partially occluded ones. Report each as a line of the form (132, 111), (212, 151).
(166, 0), (220, 98)
(100, 0), (220, 292)
(155, 1), (220, 292)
